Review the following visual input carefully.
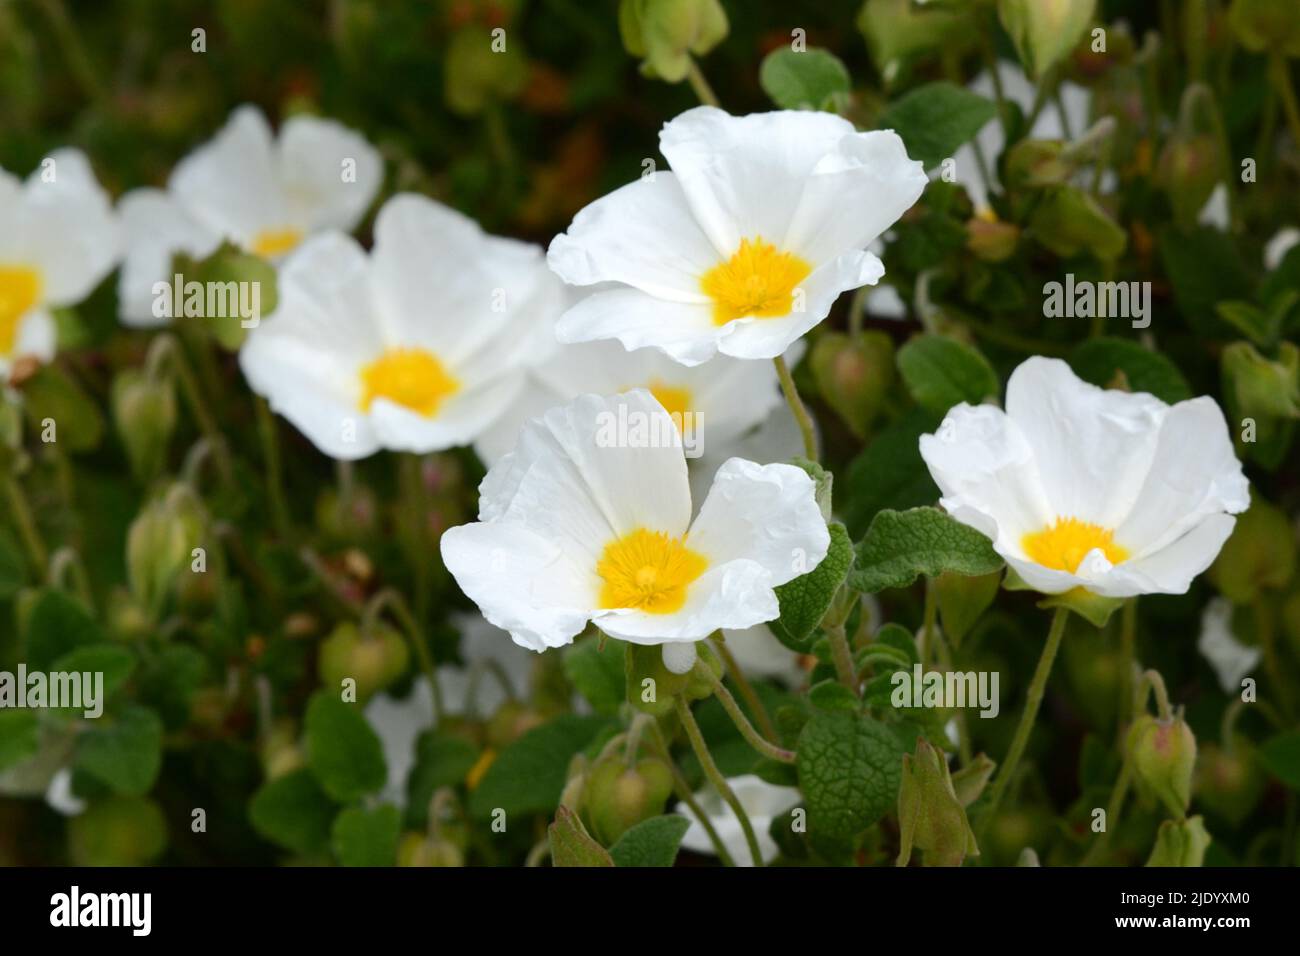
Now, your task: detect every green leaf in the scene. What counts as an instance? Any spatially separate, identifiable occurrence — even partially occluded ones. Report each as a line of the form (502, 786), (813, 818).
(468, 714), (608, 820)
(1159, 226), (1251, 335)
(332, 804), (401, 867)
(770, 522), (853, 651)
(935, 570), (1001, 647)
(897, 335), (999, 413)
(549, 805), (614, 867)
(841, 408), (942, 539)
(19, 363), (104, 453)
(249, 768), (339, 855)
(850, 507), (1004, 593)
(24, 589), (103, 672)
(759, 47), (851, 111)
(304, 692), (387, 802)
(74, 705), (163, 795)
(808, 680), (859, 712)
(1069, 338), (1193, 404)
(51, 644), (136, 702)
(797, 710), (904, 848)
(878, 82), (996, 168)
(1259, 731), (1300, 790)
(0, 710), (40, 773)
(609, 814), (691, 867)
(563, 637), (627, 716)
(405, 730), (481, 828)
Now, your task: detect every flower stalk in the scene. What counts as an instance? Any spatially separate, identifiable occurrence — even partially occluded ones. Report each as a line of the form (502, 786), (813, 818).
(674, 695), (764, 866)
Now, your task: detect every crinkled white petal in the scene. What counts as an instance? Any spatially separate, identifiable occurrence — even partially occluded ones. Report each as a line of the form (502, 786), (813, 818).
(6, 149), (118, 306)
(555, 286), (717, 366)
(547, 172), (718, 300)
(277, 113), (382, 233)
(687, 458), (828, 585)
(169, 105), (286, 243)
(440, 521), (594, 652)
(116, 188), (223, 327)
(595, 558), (778, 643)
(722, 624), (805, 687)
(368, 375), (524, 455)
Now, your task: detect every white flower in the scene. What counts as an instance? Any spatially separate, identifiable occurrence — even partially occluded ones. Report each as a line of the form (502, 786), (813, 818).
(239, 193), (561, 460)
(117, 105), (382, 327)
(1197, 597), (1261, 694)
(547, 106), (927, 366)
(474, 338), (788, 468)
(720, 624), (806, 687)
(677, 773), (800, 866)
(0, 149), (118, 381)
(920, 356), (1250, 598)
(1197, 182), (1230, 231)
(441, 390), (830, 652)
(1265, 227), (1300, 270)
(365, 612), (534, 806)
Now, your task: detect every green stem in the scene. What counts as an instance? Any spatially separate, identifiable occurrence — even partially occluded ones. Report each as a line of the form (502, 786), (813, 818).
(36, 0), (110, 108)
(700, 665), (795, 764)
(400, 454), (432, 629)
(773, 355), (818, 461)
(148, 335), (231, 483)
(647, 722), (737, 867)
(978, 606), (1069, 839)
(3, 474), (48, 579)
(710, 634), (778, 740)
(921, 578), (937, 669)
(686, 59), (721, 109)
(254, 396), (291, 539)
(1081, 753), (1133, 866)
(1117, 597), (1138, 741)
(826, 620), (858, 694)
(675, 696), (764, 866)
(1270, 54), (1300, 151)
(847, 285), (869, 336)
(365, 587), (445, 721)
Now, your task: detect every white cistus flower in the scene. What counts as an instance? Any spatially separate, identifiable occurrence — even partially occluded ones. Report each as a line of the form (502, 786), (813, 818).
(441, 391), (830, 652)
(547, 106), (927, 366)
(1197, 597), (1261, 694)
(0, 149), (118, 382)
(239, 193), (562, 460)
(116, 105), (382, 327)
(677, 774), (800, 866)
(920, 357), (1250, 598)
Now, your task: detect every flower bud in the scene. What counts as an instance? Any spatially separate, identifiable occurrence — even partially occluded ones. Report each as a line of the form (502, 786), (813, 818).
(1003, 139), (1075, 191)
(1194, 740), (1265, 827)
(1157, 132), (1222, 228)
(896, 737), (979, 867)
(1145, 815), (1211, 867)
(315, 484), (379, 541)
(626, 641), (690, 715)
(858, 0), (974, 84)
(111, 369), (177, 482)
(485, 700), (545, 749)
(317, 621), (410, 703)
(1222, 341), (1300, 422)
(622, 0), (729, 83)
(965, 218), (1021, 264)
(999, 0), (1097, 80)
(683, 641), (723, 701)
(1209, 490), (1296, 603)
(1128, 713), (1197, 818)
(126, 482), (207, 618)
(1227, 0), (1300, 57)
(581, 755), (674, 845)
(810, 331), (894, 438)
(1029, 186), (1126, 260)
(396, 831), (465, 867)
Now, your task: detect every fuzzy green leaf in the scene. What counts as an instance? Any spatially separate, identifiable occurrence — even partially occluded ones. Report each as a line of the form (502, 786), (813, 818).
(850, 507), (1004, 593)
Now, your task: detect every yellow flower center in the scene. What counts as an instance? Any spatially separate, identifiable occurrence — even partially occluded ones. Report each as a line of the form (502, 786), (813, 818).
(596, 528), (708, 615)
(642, 381), (693, 426)
(0, 265), (42, 357)
(250, 227), (304, 259)
(1022, 517), (1129, 574)
(700, 237), (812, 326)
(359, 348), (459, 418)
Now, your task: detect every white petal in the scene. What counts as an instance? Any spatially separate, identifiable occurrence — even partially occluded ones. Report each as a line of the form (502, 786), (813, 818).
(10, 149), (118, 306)
(11, 307), (57, 364)
(659, 107), (860, 255)
(365, 677), (435, 805)
(783, 129), (927, 263)
(116, 188), (221, 327)
(1197, 183), (1230, 231)
(1265, 227), (1300, 270)
(1006, 356), (1167, 528)
(473, 374), (568, 467)
(439, 522), (593, 652)
(677, 774), (798, 865)
(169, 105), (285, 242)
(1197, 598), (1261, 694)
(920, 402), (1055, 551)
(1101, 513), (1238, 597)
(1114, 397), (1249, 556)
(555, 286), (718, 366)
(721, 624), (805, 686)
(686, 458), (828, 584)
(547, 172), (718, 301)
(368, 374), (524, 454)
(277, 114), (382, 233)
